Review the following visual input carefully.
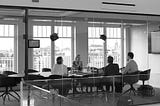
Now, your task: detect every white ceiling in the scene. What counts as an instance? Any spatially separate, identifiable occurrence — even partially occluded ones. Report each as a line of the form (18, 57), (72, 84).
(0, 8), (159, 25)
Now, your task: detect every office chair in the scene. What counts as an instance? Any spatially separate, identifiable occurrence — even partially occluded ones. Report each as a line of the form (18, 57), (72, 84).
(25, 69), (39, 73)
(42, 68), (51, 72)
(79, 74), (101, 93)
(122, 71), (139, 95)
(24, 74), (45, 80)
(2, 71), (17, 76)
(139, 69), (151, 85)
(0, 74), (20, 104)
(48, 74), (68, 79)
(48, 78), (72, 96)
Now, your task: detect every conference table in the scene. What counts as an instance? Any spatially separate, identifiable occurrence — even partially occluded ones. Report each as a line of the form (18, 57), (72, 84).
(23, 71), (123, 95)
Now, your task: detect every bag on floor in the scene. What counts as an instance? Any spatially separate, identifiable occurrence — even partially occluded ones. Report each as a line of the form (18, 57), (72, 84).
(117, 96), (133, 106)
(137, 85), (155, 96)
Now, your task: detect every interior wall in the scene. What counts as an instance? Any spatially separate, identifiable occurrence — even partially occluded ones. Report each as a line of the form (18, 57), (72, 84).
(130, 23), (160, 73)
(130, 25), (149, 71)
(75, 21), (88, 67)
(17, 22), (25, 74)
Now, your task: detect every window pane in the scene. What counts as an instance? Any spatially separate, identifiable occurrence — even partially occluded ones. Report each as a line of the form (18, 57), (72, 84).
(55, 26), (71, 37)
(0, 38), (14, 71)
(106, 27), (121, 38)
(33, 38), (51, 71)
(33, 25), (51, 37)
(0, 24), (14, 72)
(55, 38), (71, 67)
(88, 27), (104, 68)
(106, 39), (121, 66)
(88, 27), (103, 38)
(33, 25), (51, 71)
(88, 39), (104, 68)
(54, 26), (72, 67)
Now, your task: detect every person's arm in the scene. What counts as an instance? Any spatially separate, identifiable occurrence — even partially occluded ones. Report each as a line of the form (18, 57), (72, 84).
(79, 61), (83, 70)
(72, 61), (76, 69)
(63, 65), (68, 76)
(115, 64), (120, 74)
(51, 65), (55, 75)
(122, 62), (130, 74)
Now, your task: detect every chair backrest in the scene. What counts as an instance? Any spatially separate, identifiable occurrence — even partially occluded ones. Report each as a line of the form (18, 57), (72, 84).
(2, 71), (17, 76)
(104, 64), (120, 76)
(0, 74), (17, 87)
(48, 78), (72, 89)
(24, 74), (45, 80)
(26, 69), (39, 73)
(139, 69), (151, 81)
(49, 75), (67, 79)
(123, 71), (139, 84)
(42, 68), (51, 72)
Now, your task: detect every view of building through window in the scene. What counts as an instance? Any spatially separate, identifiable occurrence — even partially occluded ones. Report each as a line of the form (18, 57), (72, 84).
(88, 26), (122, 68)
(88, 27), (104, 68)
(0, 24), (14, 72)
(0, 23), (123, 72)
(106, 27), (122, 66)
(33, 25), (72, 71)
(54, 26), (72, 67)
(33, 25), (51, 71)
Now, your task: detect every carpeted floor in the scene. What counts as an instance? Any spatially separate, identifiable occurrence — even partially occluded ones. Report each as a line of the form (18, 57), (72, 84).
(1, 85), (160, 106)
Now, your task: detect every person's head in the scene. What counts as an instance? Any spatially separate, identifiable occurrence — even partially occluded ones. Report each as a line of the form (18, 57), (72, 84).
(107, 56), (113, 64)
(75, 54), (80, 61)
(127, 52), (134, 61)
(56, 56), (63, 64)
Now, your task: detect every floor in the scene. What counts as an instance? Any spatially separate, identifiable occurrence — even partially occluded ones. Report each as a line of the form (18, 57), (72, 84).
(0, 83), (160, 106)
(0, 90), (160, 106)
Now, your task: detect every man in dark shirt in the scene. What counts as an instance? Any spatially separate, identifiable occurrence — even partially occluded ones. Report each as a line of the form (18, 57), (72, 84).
(103, 56), (122, 93)
(104, 56), (119, 76)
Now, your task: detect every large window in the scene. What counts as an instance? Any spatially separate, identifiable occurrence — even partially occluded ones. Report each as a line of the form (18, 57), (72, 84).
(0, 24), (15, 72)
(54, 26), (72, 67)
(33, 25), (51, 71)
(88, 27), (104, 68)
(88, 26), (122, 68)
(32, 24), (72, 71)
(106, 27), (122, 66)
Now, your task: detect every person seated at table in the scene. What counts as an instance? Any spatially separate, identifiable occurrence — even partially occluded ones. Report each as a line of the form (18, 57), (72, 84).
(72, 54), (83, 71)
(51, 56), (69, 96)
(103, 56), (122, 93)
(51, 56), (68, 76)
(121, 52), (138, 74)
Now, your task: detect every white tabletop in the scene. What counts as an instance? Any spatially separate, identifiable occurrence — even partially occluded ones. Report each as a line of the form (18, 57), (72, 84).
(29, 72), (51, 77)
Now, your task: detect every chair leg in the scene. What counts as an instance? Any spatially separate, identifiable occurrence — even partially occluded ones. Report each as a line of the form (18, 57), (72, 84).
(122, 84), (137, 95)
(142, 81), (145, 85)
(9, 87), (20, 99)
(8, 92), (19, 101)
(3, 94), (7, 104)
(122, 88), (131, 95)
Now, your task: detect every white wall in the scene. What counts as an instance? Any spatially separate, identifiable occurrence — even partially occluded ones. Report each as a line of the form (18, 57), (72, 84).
(1, 0), (160, 15)
(130, 24), (160, 73)
(130, 25), (149, 71)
